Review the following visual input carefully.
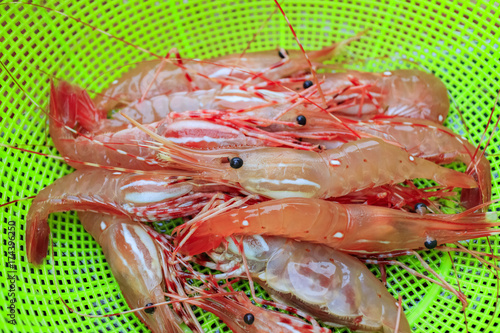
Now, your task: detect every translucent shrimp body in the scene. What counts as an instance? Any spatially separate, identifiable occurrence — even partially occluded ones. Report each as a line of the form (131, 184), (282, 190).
(79, 213), (184, 333)
(94, 44), (341, 112)
(348, 117), (492, 209)
(159, 138), (477, 200)
(208, 236), (411, 333)
(177, 198), (500, 256)
(49, 81), (278, 169)
(25, 169), (228, 265)
(288, 70), (450, 123)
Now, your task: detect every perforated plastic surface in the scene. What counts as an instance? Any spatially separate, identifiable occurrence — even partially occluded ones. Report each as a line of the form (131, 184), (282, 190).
(1, 1), (499, 332)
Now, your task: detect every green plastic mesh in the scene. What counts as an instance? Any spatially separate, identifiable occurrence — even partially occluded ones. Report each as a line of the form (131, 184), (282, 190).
(1, 1), (499, 332)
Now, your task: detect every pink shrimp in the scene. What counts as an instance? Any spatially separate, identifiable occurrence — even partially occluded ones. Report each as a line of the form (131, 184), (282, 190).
(276, 69), (450, 123)
(261, 112), (492, 209)
(49, 80), (289, 170)
(175, 197), (500, 257)
(347, 117), (492, 210)
(92, 43), (346, 113)
(85, 85), (297, 135)
(78, 212), (185, 333)
(149, 228), (332, 333)
(175, 282), (332, 333)
(202, 235), (411, 333)
(150, 131), (477, 200)
(25, 168), (240, 265)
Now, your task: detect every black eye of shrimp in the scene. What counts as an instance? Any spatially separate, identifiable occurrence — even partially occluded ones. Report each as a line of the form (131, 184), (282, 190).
(278, 49), (288, 59)
(424, 239), (438, 249)
(414, 203), (428, 215)
(303, 80), (313, 89)
(229, 157), (244, 169)
(414, 202), (427, 211)
(144, 303), (155, 314)
(296, 115), (307, 126)
(244, 313), (255, 325)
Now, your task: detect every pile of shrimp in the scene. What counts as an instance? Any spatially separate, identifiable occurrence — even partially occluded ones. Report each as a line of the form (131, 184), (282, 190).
(5, 1), (500, 333)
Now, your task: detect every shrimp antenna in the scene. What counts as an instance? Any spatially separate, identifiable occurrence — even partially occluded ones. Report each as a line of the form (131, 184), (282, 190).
(0, 196), (36, 208)
(273, 0), (327, 107)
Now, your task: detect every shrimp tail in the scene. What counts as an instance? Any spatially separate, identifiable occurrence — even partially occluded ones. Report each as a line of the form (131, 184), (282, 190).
(25, 211), (51, 266)
(417, 157), (478, 189)
(461, 155), (492, 210)
(50, 79), (104, 133)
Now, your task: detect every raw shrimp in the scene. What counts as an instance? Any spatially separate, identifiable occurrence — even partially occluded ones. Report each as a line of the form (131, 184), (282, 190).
(150, 229), (332, 333)
(346, 117), (492, 210)
(278, 70), (449, 123)
(78, 212), (185, 333)
(93, 43), (344, 112)
(49, 80), (284, 170)
(152, 133), (477, 199)
(262, 113), (491, 209)
(80, 85), (296, 135)
(203, 236), (410, 333)
(25, 168), (237, 265)
(175, 197), (500, 256)
(182, 286), (332, 333)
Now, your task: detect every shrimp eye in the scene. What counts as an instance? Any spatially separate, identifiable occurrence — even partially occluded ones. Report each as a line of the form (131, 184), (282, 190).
(244, 313), (255, 325)
(230, 157), (244, 169)
(278, 49), (288, 59)
(424, 239), (438, 249)
(303, 80), (313, 89)
(296, 115), (307, 126)
(144, 303), (155, 314)
(414, 203), (428, 215)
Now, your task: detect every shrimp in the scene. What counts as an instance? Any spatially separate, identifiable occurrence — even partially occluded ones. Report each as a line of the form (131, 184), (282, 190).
(260, 112), (492, 209)
(93, 43), (345, 113)
(346, 117), (492, 210)
(277, 70), (449, 123)
(181, 286), (332, 333)
(149, 228), (332, 333)
(175, 197), (500, 256)
(49, 80), (287, 170)
(151, 133), (477, 200)
(25, 168), (239, 265)
(78, 212), (185, 333)
(75, 84), (296, 135)
(203, 235), (411, 333)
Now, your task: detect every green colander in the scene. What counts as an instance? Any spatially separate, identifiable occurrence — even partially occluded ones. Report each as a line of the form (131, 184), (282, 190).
(1, 1), (499, 332)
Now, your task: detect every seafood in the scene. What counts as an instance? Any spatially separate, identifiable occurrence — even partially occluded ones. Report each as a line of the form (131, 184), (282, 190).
(150, 227), (333, 333)
(176, 197), (500, 256)
(80, 85), (296, 135)
(202, 235), (411, 333)
(154, 136), (477, 199)
(93, 43), (344, 113)
(25, 168), (237, 265)
(346, 117), (492, 210)
(49, 80), (286, 169)
(78, 212), (185, 333)
(276, 69), (450, 123)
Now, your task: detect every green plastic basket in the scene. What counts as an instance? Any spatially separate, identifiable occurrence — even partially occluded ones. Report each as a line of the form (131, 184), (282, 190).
(1, 1), (499, 332)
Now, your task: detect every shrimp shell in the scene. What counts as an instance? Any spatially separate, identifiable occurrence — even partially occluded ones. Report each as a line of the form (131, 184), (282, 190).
(79, 212), (184, 333)
(177, 198), (500, 256)
(208, 236), (411, 333)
